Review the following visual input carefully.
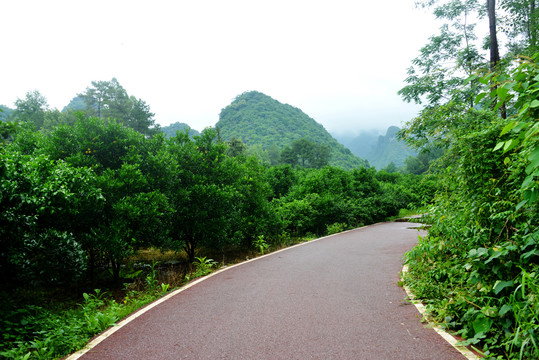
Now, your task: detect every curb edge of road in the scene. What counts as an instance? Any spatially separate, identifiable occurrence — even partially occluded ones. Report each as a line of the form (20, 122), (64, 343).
(66, 224), (374, 359)
(401, 265), (481, 360)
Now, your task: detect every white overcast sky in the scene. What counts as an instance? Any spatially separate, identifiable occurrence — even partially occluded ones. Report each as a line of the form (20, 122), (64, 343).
(1, 0), (440, 134)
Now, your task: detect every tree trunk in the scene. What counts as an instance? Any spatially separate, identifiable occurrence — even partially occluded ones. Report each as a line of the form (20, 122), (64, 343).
(88, 248), (95, 286)
(185, 237), (196, 263)
(110, 257), (121, 283)
(488, 0), (500, 69)
(531, 0), (537, 49)
(488, 0), (506, 118)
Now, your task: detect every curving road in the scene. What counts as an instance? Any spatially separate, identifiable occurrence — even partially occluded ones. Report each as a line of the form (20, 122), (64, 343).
(73, 222), (466, 360)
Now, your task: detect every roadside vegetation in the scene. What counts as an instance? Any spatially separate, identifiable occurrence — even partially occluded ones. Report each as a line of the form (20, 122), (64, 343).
(2, 2), (537, 358)
(400, 1), (538, 358)
(0, 109), (434, 358)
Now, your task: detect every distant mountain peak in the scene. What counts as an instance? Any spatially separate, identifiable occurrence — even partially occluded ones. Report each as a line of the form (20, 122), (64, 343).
(217, 91), (367, 169)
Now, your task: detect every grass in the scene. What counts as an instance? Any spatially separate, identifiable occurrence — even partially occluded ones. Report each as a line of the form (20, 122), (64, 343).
(0, 287), (165, 359)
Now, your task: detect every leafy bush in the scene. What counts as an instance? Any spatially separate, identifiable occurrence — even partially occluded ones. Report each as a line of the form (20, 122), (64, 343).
(326, 222), (348, 235)
(403, 56), (539, 359)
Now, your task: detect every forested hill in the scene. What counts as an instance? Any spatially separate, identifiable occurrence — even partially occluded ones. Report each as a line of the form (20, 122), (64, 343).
(0, 105), (14, 121)
(333, 126), (416, 170)
(161, 122), (200, 138)
(365, 126), (416, 169)
(216, 91), (368, 169)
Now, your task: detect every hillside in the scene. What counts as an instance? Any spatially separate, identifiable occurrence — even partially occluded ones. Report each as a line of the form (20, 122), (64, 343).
(334, 126), (416, 169)
(365, 126), (416, 169)
(216, 91), (367, 169)
(63, 96), (86, 112)
(161, 122), (200, 138)
(0, 105), (14, 121)
(332, 130), (379, 158)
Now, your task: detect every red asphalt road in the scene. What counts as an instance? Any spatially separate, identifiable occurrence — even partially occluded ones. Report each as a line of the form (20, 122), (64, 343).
(77, 222), (465, 360)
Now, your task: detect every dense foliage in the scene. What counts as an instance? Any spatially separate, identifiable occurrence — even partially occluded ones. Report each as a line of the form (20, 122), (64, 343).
(4, 78), (160, 137)
(216, 91), (368, 169)
(400, 1), (539, 358)
(0, 111), (435, 358)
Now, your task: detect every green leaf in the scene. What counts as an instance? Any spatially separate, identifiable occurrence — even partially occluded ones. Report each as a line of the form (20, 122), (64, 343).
(473, 314), (493, 335)
(493, 141), (504, 151)
(499, 304), (512, 317)
(503, 139), (519, 153)
(523, 189), (538, 203)
(518, 103), (530, 116)
(522, 174), (534, 187)
(500, 121), (518, 136)
(530, 100), (539, 108)
(516, 199), (527, 210)
(493, 280), (513, 295)
(474, 92), (487, 104)
(497, 87), (509, 102)
(528, 146), (539, 164)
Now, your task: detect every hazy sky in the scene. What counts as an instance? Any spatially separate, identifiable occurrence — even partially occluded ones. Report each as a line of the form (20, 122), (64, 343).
(1, 0), (439, 134)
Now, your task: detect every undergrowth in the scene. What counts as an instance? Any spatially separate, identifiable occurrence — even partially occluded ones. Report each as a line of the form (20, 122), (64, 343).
(0, 287), (164, 359)
(0, 233), (325, 359)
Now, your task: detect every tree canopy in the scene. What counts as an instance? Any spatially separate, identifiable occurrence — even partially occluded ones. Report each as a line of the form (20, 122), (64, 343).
(78, 78), (160, 136)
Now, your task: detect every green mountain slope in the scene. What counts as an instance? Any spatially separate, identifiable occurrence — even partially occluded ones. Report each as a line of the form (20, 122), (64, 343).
(334, 126), (416, 169)
(332, 130), (379, 158)
(161, 122), (200, 138)
(0, 105), (14, 121)
(63, 96), (87, 112)
(365, 126), (416, 169)
(216, 91), (367, 169)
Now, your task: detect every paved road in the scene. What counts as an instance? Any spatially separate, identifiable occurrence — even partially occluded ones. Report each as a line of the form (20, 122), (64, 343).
(76, 222), (465, 360)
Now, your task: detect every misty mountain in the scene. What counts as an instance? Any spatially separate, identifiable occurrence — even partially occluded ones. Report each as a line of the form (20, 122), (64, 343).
(63, 96), (86, 112)
(216, 91), (368, 169)
(331, 130), (380, 159)
(161, 122), (200, 138)
(333, 126), (416, 169)
(0, 105), (14, 121)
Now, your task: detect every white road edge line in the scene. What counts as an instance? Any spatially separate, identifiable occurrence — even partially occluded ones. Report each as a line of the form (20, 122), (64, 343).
(401, 265), (480, 360)
(66, 224), (372, 359)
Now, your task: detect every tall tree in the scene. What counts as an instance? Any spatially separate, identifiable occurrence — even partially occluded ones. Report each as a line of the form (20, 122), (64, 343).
(487, 0), (507, 118)
(500, 0), (539, 54)
(280, 138), (330, 168)
(79, 80), (110, 118)
(399, 0), (484, 107)
(78, 78), (158, 136)
(13, 90), (49, 130)
(488, 0), (500, 69)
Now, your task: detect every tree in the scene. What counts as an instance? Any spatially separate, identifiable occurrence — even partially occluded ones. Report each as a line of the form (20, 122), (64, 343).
(280, 138), (330, 168)
(79, 80), (110, 118)
(382, 161), (398, 173)
(0, 149), (103, 287)
(399, 0), (485, 108)
(500, 0), (539, 55)
(167, 128), (236, 261)
(13, 90), (49, 130)
(40, 117), (171, 282)
(226, 137), (246, 157)
(0, 120), (19, 146)
(488, 0), (501, 69)
(78, 78), (158, 136)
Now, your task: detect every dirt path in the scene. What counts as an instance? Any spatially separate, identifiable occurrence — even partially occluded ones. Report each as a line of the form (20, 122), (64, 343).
(72, 222), (466, 359)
